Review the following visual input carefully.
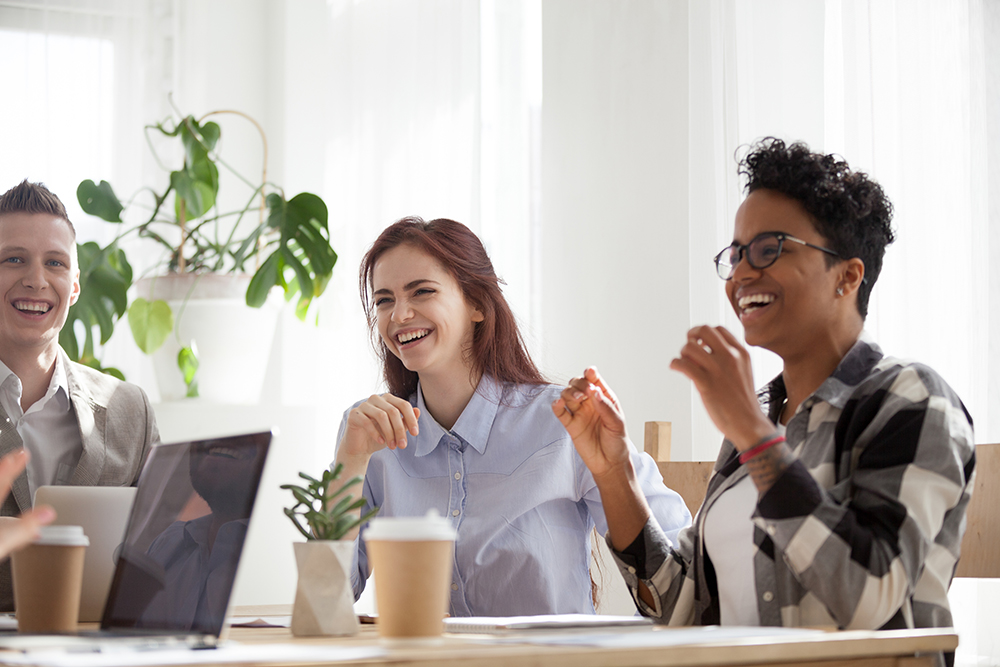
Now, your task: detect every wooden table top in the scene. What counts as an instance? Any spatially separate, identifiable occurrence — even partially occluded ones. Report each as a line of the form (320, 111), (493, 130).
(224, 618), (957, 667)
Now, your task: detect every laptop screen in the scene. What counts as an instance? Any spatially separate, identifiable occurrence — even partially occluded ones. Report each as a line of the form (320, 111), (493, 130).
(100, 431), (272, 635)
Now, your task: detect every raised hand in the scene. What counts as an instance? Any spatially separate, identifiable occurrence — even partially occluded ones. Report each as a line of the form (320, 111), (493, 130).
(339, 393), (422, 462)
(0, 450), (55, 558)
(553, 367), (653, 554)
(330, 394), (422, 541)
(669, 325), (774, 451)
(552, 367), (631, 480)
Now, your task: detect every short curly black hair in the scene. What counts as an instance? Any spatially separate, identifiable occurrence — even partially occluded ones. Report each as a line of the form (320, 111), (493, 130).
(738, 138), (894, 318)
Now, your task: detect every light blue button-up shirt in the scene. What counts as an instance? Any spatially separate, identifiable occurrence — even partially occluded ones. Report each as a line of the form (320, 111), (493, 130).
(334, 375), (690, 617)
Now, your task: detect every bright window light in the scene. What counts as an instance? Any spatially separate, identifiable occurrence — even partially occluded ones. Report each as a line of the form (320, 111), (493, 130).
(0, 28), (116, 244)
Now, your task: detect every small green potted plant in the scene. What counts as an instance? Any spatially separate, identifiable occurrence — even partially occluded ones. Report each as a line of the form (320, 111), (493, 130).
(281, 464), (377, 637)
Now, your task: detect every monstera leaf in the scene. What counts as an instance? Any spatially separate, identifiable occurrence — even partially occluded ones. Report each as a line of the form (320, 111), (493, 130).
(156, 116), (221, 220)
(245, 192), (337, 319)
(60, 241), (132, 376)
(77, 180), (124, 223)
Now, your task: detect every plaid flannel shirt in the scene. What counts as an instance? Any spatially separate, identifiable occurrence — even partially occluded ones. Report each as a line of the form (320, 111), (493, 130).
(611, 334), (975, 642)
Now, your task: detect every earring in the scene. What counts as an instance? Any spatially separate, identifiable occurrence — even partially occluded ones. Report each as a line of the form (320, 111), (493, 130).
(836, 287), (844, 296)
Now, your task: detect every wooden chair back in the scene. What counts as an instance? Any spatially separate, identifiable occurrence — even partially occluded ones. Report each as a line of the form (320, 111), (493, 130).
(643, 421), (714, 517)
(955, 442), (999, 578)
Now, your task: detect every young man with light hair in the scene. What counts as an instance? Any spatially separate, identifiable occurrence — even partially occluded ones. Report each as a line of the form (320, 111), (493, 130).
(0, 180), (159, 610)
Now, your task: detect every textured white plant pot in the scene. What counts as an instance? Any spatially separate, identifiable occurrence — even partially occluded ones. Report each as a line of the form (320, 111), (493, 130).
(133, 274), (279, 404)
(291, 540), (359, 637)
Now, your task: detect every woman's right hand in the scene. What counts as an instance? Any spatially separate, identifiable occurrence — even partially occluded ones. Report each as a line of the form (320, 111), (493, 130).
(338, 393), (422, 462)
(552, 367), (631, 480)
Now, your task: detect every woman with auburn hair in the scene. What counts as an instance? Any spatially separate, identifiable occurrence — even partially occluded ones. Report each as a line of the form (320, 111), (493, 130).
(553, 139), (973, 667)
(331, 216), (690, 616)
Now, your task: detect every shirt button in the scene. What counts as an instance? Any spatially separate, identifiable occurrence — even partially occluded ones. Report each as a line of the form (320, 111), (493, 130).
(762, 591), (774, 602)
(627, 566), (636, 574)
(767, 525), (776, 536)
(452, 509), (460, 517)
(451, 583), (459, 591)
(454, 472), (461, 480)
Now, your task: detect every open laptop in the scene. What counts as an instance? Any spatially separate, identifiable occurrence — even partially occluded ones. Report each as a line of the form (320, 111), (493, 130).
(33, 486), (137, 623)
(1, 430), (272, 651)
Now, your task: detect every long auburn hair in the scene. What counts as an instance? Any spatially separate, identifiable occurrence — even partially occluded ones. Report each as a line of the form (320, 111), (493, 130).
(359, 217), (545, 398)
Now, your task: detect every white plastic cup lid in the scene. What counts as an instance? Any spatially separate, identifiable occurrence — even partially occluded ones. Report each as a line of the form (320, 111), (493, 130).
(363, 510), (457, 542)
(34, 525), (89, 547)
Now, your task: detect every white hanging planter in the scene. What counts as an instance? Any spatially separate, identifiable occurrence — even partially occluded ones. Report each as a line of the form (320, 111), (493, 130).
(133, 274), (279, 404)
(291, 540), (359, 637)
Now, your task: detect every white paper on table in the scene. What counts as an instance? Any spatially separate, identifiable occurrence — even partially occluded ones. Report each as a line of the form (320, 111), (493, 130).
(445, 614), (652, 634)
(0, 643), (385, 667)
(481, 625), (826, 647)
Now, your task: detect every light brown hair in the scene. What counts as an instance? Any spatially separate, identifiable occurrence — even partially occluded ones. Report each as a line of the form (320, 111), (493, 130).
(0, 180), (77, 239)
(360, 217), (545, 398)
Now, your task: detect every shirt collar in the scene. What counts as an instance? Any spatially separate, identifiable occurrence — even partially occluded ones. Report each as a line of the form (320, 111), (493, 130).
(182, 513), (215, 548)
(413, 375), (503, 457)
(49, 352), (72, 411)
(765, 330), (884, 415)
(0, 354), (72, 412)
(0, 361), (16, 388)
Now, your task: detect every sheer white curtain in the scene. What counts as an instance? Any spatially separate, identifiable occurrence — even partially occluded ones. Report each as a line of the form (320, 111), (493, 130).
(0, 0), (168, 241)
(315, 0), (542, 468)
(826, 0), (994, 442)
(689, 0), (997, 460)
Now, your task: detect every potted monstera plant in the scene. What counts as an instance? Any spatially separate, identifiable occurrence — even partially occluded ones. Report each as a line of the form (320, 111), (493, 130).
(72, 107), (336, 401)
(282, 464), (377, 637)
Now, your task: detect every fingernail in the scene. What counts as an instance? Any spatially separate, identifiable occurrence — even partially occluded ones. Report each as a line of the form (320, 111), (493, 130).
(35, 506), (55, 522)
(572, 391), (585, 401)
(378, 436), (385, 445)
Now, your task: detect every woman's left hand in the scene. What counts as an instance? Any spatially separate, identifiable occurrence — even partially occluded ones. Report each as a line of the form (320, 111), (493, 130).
(0, 451), (55, 558)
(552, 367), (632, 481)
(669, 325), (775, 451)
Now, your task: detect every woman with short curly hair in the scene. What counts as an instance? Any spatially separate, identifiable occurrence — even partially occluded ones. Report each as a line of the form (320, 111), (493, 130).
(554, 139), (973, 666)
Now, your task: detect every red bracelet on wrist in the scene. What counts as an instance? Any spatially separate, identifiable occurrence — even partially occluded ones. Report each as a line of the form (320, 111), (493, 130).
(738, 435), (785, 464)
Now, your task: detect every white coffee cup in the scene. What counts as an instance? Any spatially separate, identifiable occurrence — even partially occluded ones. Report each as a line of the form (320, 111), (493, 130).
(364, 511), (457, 639)
(12, 525), (90, 633)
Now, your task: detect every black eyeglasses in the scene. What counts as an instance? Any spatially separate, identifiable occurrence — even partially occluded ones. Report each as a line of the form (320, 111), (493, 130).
(714, 232), (841, 280)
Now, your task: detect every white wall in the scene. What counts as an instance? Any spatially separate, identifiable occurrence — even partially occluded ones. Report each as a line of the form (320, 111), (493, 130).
(540, 0), (697, 459)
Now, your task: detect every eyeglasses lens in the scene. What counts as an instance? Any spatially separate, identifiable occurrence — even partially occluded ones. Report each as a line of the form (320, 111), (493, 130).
(748, 235), (781, 269)
(716, 234), (785, 279)
(716, 246), (738, 279)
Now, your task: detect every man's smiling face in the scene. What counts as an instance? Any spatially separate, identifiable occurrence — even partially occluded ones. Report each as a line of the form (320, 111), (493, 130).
(0, 212), (80, 360)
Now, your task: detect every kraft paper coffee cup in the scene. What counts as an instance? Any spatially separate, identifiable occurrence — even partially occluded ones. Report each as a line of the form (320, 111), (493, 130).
(364, 511), (456, 639)
(12, 525), (89, 633)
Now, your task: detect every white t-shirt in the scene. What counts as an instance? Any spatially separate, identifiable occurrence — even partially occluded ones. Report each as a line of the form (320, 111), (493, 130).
(0, 355), (83, 499)
(702, 472), (761, 625)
